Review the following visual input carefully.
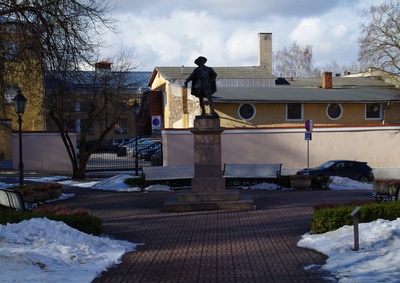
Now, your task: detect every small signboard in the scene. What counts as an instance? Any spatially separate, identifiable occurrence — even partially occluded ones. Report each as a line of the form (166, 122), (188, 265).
(305, 132), (312, 140)
(305, 120), (313, 132)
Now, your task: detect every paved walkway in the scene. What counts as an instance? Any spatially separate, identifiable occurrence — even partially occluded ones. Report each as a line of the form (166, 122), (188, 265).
(57, 186), (374, 283)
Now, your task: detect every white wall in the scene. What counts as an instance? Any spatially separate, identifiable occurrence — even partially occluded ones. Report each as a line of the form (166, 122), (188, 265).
(13, 132), (76, 174)
(162, 126), (400, 178)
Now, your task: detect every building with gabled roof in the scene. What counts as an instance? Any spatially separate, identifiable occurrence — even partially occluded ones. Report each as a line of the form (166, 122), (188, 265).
(147, 33), (400, 175)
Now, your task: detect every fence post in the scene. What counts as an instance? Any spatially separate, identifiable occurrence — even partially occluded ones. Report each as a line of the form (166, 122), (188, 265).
(350, 206), (361, 251)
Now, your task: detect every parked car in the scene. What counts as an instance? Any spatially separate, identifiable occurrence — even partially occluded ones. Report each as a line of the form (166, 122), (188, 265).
(138, 143), (162, 160)
(123, 138), (149, 156)
(296, 160), (374, 183)
(127, 138), (161, 157)
(85, 139), (110, 152)
(109, 138), (132, 151)
(150, 148), (162, 166)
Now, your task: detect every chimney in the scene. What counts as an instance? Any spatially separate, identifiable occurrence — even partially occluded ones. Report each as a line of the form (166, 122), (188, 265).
(95, 61), (112, 71)
(258, 33), (273, 74)
(322, 72), (332, 89)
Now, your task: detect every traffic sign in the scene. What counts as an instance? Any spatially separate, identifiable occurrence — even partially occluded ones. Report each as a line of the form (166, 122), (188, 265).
(305, 132), (312, 140)
(305, 120), (313, 132)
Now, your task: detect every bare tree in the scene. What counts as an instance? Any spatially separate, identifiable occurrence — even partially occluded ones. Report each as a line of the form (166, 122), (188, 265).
(274, 41), (314, 78)
(0, 1), (139, 179)
(322, 60), (342, 75)
(321, 60), (369, 76)
(0, 0), (116, 117)
(46, 52), (142, 179)
(358, 0), (400, 74)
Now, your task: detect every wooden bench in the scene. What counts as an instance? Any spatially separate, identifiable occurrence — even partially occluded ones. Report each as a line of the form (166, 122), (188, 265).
(223, 163), (282, 187)
(223, 163), (282, 179)
(143, 163), (282, 184)
(0, 188), (26, 211)
(142, 165), (194, 181)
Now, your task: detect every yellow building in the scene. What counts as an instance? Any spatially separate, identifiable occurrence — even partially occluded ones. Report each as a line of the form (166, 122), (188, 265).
(148, 33), (400, 130)
(1, 18), (45, 168)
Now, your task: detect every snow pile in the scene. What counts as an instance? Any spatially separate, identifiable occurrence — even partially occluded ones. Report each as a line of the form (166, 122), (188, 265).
(329, 176), (373, 191)
(298, 218), (400, 282)
(0, 218), (137, 283)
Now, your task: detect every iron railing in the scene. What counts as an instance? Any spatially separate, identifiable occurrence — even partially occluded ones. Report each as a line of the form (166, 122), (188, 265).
(85, 144), (162, 172)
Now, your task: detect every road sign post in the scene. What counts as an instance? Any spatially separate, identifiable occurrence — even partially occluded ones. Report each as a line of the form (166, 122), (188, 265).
(305, 120), (313, 174)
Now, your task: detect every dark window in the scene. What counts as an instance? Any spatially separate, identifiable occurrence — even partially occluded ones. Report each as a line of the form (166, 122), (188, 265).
(287, 103), (302, 120)
(117, 102), (129, 111)
(79, 119), (94, 135)
(63, 119), (76, 131)
(238, 104), (255, 120)
(114, 119), (128, 134)
(326, 103), (342, 120)
(79, 102), (94, 112)
(62, 102), (76, 112)
(366, 103), (381, 119)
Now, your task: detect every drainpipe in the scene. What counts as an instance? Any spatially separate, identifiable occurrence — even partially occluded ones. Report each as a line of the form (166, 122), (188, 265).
(383, 102), (392, 124)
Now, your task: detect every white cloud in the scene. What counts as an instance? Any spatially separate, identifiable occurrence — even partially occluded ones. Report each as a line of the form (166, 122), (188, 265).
(101, 0), (389, 71)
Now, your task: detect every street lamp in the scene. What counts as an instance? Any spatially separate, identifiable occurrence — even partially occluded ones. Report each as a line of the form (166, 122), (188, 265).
(12, 88), (27, 186)
(132, 100), (141, 176)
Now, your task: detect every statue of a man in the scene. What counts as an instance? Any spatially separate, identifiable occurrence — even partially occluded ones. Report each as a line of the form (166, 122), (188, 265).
(184, 56), (217, 116)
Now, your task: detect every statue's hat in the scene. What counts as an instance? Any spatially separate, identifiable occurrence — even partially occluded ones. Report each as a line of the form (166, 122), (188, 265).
(194, 56), (207, 65)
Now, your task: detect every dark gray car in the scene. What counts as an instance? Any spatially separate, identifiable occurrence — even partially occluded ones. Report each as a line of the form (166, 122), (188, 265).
(296, 160), (374, 183)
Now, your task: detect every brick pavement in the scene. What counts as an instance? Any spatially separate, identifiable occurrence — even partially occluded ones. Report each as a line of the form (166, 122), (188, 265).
(58, 187), (374, 283)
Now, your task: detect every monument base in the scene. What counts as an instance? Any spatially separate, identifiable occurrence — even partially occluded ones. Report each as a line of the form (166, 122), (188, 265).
(162, 189), (254, 212)
(191, 176), (225, 193)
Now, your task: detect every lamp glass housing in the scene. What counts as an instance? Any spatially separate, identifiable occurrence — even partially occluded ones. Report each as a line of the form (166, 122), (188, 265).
(12, 89), (27, 114)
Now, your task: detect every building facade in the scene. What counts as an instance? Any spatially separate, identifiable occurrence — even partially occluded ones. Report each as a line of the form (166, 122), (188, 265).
(148, 33), (400, 173)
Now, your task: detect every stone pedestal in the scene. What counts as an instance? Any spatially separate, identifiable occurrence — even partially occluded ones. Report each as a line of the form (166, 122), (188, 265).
(162, 116), (254, 212)
(191, 117), (225, 193)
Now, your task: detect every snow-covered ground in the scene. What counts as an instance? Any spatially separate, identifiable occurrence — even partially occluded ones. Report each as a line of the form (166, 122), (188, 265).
(0, 174), (398, 282)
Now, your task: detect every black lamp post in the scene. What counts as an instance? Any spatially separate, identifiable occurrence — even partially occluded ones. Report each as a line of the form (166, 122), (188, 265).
(12, 88), (27, 186)
(132, 100), (141, 176)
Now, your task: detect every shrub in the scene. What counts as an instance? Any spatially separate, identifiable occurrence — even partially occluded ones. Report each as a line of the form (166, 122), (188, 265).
(281, 175), (331, 190)
(373, 178), (400, 187)
(311, 176), (331, 190)
(124, 177), (146, 189)
(311, 201), (400, 234)
(12, 183), (62, 196)
(290, 174), (312, 180)
(33, 205), (89, 216)
(278, 175), (291, 188)
(0, 205), (102, 235)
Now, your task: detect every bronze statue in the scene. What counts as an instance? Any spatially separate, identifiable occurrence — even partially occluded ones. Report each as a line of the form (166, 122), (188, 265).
(184, 56), (218, 116)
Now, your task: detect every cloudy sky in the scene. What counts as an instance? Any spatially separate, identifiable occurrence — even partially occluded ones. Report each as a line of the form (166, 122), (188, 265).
(101, 0), (388, 71)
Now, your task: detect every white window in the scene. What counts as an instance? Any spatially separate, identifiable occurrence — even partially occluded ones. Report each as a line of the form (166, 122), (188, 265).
(4, 41), (18, 60)
(75, 119), (81, 133)
(326, 103), (343, 120)
(238, 104), (256, 121)
(365, 103), (382, 120)
(4, 84), (18, 104)
(286, 103), (303, 121)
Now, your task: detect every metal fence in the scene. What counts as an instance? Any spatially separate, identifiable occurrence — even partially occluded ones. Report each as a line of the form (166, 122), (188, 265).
(85, 144), (162, 172)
